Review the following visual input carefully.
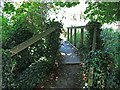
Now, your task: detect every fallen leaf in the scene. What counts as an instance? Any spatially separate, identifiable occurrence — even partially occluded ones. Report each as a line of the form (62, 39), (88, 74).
(41, 86), (44, 88)
(50, 78), (53, 80)
(50, 87), (54, 88)
(56, 77), (58, 79)
(55, 78), (58, 81)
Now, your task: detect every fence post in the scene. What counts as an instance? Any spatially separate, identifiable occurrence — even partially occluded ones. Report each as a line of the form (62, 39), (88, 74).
(70, 28), (72, 44)
(81, 28), (84, 47)
(74, 28), (76, 47)
(118, 23), (120, 85)
(10, 26), (58, 56)
(67, 28), (69, 41)
(88, 28), (97, 88)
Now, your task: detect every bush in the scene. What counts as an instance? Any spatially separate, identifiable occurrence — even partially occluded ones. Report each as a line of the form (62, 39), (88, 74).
(2, 2), (63, 88)
(2, 20), (63, 89)
(100, 28), (119, 54)
(83, 50), (119, 88)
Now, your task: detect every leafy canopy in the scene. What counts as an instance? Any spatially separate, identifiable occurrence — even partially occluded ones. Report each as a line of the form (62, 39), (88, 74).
(84, 2), (120, 24)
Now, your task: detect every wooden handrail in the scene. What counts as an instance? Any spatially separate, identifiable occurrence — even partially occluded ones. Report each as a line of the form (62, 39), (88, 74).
(74, 28), (76, 46)
(67, 26), (85, 47)
(81, 28), (84, 47)
(70, 28), (72, 44)
(67, 26), (86, 29)
(67, 28), (69, 41)
(10, 26), (58, 56)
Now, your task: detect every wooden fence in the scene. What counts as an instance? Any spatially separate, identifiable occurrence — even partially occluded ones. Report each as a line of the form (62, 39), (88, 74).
(67, 26), (98, 87)
(67, 26), (86, 47)
(10, 26), (58, 56)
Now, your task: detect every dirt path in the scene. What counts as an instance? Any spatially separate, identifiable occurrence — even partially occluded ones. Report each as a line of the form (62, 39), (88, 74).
(37, 41), (83, 88)
(41, 64), (82, 88)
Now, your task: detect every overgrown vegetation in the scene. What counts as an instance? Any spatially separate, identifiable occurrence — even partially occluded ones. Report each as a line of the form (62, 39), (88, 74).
(71, 22), (119, 88)
(2, 2), (63, 89)
(77, 27), (119, 88)
(2, 1), (120, 89)
(83, 50), (119, 88)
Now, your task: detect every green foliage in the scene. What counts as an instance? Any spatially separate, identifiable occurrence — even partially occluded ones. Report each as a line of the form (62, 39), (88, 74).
(54, 2), (80, 8)
(2, 20), (62, 89)
(100, 28), (119, 73)
(2, 49), (15, 89)
(45, 20), (63, 62)
(2, 2), (63, 89)
(86, 21), (103, 50)
(2, 16), (15, 47)
(83, 50), (119, 88)
(72, 30), (88, 49)
(15, 57), (54, 89)
(84, 2), (120, 24)
(3, 2), (15, 14)
(101, 28), (119, 54)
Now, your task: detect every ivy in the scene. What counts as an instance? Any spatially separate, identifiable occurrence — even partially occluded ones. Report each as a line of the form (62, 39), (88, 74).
(2, 2), (63, 89)
(2, 49), (15, 89)
(2, 20), (63, 89)
(83, 50), (119, 88)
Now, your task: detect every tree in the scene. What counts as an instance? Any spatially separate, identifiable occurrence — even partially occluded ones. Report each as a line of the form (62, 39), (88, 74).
(84, 2), (120, 24)
(84, 1), (120, 86)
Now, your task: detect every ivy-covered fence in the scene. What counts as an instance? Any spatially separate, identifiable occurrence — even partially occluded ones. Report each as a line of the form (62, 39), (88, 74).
(86, 21), (103, 51)
(81, 21), (120, 88)
(2, 21), (63, 89)
(83, 50), (119, 88)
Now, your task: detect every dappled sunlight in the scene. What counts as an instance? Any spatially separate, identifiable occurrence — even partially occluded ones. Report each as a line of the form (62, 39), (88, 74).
(72, 47), (74, 50)
(67, 53), (72, 56)
(67, 43), (70, 45)
(61, 52), (66, 56)
(59, 41), (81, 64)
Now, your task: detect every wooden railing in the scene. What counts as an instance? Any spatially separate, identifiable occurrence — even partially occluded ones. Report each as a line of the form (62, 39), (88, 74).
(67, 26), (86, 47)
(67, 26), (97, 87)
(10, 26), (58, 56)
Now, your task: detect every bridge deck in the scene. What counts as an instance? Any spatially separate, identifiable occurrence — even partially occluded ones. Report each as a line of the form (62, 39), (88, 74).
(59, 41), (81, 64)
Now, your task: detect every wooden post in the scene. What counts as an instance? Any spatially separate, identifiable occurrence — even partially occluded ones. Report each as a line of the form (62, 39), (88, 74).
(92, 28), (97, 51)
(67, 28), (69, 41)
(81, 28), (84, 47)
(88, 28), (97, 87)
(10, 26), (58, 56)
(70, 28), (72, 44)
(118, 23), (120, 80)
(74, 28), (76, 46)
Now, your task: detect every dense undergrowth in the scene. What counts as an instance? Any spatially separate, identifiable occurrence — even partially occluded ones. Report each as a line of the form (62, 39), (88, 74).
(72, 21), (119, 88)
(2, 19), (63, 89)
(2, 2), (63, 89)
(2, 1), (120, 89)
